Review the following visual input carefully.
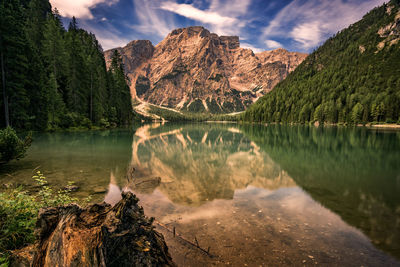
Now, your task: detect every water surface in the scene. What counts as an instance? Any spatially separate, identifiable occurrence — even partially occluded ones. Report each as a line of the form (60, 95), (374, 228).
(1, 123), (399, 266)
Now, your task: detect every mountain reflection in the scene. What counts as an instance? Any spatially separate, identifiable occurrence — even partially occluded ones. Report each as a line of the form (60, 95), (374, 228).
(129, 123), (296, 205)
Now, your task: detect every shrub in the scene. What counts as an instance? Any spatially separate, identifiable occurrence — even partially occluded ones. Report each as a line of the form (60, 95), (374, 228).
(99, 118), (110, 128)
(80, 118), (92, 129)
(0, 127), (32, 165)
(0, 171), (86, 265)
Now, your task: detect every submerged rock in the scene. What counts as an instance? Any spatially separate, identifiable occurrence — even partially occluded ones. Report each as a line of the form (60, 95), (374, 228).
(11, 192), (175, 267)
(132, 176), (161, 194)
(63, 184), (79, 192)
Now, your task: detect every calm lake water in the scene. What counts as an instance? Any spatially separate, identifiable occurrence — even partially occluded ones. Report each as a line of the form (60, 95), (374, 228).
(1, 123), (400, 266)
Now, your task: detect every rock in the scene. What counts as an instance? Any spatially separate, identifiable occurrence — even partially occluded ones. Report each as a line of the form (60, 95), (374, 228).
(132, 176), (161, 193)
(92, 186), (107, 194)
(63, 185), (79, 192)
(376, 10), (400, 52)
(11, 192), (175, 267)
(104, 26), (307, 113)
(2, 183), (12, 189)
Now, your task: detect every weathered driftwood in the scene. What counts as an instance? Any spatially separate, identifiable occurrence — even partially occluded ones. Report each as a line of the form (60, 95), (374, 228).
(154, 221), (215, 258)
(11, 192), (175, 267)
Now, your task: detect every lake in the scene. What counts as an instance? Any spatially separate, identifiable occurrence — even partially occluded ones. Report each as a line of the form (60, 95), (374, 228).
(1, 123), (400, 266)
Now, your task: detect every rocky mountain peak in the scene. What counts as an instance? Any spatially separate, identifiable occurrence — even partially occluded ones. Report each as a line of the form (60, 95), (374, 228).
(104, 27), (307, 113)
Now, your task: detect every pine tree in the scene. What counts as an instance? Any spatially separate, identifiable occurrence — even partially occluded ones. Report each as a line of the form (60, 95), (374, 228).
(1, 1), (133, 130)
(108, 50), (132, 125)
(0, 0), (30, 129)
(42, 10), (67, 127)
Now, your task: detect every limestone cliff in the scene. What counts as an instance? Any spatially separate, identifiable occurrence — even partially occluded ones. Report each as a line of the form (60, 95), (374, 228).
(105, 26), (307, 113)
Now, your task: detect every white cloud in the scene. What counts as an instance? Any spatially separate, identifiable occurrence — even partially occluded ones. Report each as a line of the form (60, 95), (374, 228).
(159, 0), (250, 36)
(98, 35), (130, 50)
(241, 43), (264, 53)
(290, 22), (322, 49)
(133, 0), (178, 38)
(264, 39), (282, 49)
(129, 0), (253, 44)
(160, 2), (236, 25)
(50, 0), (118, 19)
(208, 0), (252, 18)
(79, 21), (130, 50)
(263, 0), (386, 50)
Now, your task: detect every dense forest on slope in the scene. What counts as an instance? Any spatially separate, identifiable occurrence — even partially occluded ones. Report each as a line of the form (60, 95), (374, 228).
(0, 0), (132, 130)
(243, 0), (400, 124)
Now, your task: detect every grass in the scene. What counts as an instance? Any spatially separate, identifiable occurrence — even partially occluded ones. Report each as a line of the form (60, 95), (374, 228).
(0, 171), (90, 266)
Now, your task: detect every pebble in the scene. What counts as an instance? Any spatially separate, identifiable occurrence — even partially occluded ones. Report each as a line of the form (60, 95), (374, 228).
(93, 187), (106, 194)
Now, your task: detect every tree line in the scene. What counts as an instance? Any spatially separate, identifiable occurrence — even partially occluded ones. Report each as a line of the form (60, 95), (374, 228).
(0, 0), (132, 131)
(242, 0), (400, 125)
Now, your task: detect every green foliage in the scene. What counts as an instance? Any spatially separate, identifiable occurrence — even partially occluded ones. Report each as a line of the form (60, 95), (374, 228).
(243, 1), (400, 125)
(32, 171), (78, 206)
(148, 106), (209, 121)
(99, 118), (110, 128)
(0, 171), (82, 263)
(0, 1), (132, 131)
(146, 105), (240, 122)
(0, 127), (31, 164)
(107, 50), (133, 126)
(187, 99), (206, 113)
(0, 188), (37, 257)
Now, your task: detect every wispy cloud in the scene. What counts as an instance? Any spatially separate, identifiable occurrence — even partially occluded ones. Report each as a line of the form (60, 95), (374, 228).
(96, 34), (131, 50)
(159, 0), (251, 36)
(50, 0), (118, 19)
(52, 0), (388, 52)
(208, 0), (251, 18)
(262, 0), (386, 50)
(160, 2), (236, 25)
(241, 43), (264, 53)
(264, 39), (282, 49)
(79, 20), (131, 50)
(132, 0), (178, 38)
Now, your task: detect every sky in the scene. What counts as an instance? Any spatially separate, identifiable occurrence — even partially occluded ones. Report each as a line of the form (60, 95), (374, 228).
(50, 0), (386, 53)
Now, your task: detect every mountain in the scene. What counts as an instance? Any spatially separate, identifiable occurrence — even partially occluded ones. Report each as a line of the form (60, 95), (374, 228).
(129, 123), (296, 206)
(243, 0), (400, 124)
(104, 26), (307, 114)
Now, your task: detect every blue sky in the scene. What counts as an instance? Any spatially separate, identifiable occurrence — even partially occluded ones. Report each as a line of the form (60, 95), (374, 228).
(50, 0), (386, 52)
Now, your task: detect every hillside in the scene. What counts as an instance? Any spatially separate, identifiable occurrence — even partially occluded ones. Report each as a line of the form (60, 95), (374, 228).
(243, 0), (400, 124)
(104, 27), (306, 114)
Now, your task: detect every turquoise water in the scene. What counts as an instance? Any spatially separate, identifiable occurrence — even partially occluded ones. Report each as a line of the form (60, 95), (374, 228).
(1, 123), (399, 266)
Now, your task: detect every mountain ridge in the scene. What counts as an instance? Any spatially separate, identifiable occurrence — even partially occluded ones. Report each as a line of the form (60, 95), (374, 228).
(104, 26), (307, 114)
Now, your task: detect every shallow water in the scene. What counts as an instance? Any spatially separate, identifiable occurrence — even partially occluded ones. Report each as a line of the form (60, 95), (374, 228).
(1, 123), (400, 266)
